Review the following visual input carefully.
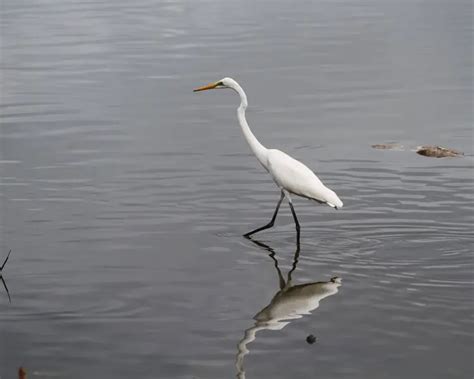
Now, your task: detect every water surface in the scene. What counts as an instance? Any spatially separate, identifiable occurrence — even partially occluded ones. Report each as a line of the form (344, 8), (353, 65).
(1, 0), (473, 378)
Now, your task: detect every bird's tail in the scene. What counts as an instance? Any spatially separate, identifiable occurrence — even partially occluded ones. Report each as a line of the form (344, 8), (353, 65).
(325, 191), (343, 209)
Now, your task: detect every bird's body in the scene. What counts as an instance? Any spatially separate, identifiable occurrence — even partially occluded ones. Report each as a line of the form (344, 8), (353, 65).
(194, 77), (342, 235)
(265, 149), (342, 208)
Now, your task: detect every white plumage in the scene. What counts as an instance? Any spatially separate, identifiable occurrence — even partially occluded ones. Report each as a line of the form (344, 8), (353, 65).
(265, 149), (343, 208)
(194, 77), (342, 235)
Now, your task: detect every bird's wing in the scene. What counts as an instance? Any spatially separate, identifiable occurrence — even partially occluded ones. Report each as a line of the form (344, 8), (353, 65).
(267, 150), (324, 196)
(266, 149), (343, 208)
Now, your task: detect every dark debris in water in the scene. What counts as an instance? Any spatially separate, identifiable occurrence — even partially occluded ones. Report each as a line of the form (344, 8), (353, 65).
(416, 145), (463, 158)
(372, 142), (464, 158)
(306, 334), (317, 344)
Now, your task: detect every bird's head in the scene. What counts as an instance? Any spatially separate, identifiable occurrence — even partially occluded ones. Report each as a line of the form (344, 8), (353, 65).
(193, 77), (237, 92)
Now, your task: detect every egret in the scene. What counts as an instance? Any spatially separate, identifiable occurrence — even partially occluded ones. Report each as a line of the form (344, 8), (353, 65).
(194, 77), (343, 236)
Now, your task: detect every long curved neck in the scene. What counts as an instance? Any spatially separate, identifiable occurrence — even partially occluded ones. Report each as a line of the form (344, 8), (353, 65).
(232, 83), (268, 167)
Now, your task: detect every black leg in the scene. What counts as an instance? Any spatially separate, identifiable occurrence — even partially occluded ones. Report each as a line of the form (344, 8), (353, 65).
(1, 250), (12, 303)
(1, 250), (11, 271)
(1, 276), (11, 303)
(244, 191), (285, 237)
(288, 199), (300, 233)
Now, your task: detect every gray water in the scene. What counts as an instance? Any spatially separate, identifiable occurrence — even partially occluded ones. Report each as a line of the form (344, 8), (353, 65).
(1, 0), (473, 378)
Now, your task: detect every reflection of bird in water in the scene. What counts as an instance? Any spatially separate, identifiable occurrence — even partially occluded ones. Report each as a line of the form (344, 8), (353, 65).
(1, 249), (11, 303)
(236, 238), (342, 378)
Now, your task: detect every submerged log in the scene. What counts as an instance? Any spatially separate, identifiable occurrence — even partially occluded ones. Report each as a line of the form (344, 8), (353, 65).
(371, 143), (403, 150)
(416, 145), (463, 158)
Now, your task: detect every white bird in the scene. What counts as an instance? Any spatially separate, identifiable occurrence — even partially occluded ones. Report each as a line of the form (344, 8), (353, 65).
(194, 77), (343, 236)
(0, 249), (11, 303)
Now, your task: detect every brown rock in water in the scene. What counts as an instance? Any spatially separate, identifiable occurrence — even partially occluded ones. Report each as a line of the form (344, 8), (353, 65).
(416, 145), (463, 158)
(371, 143), (403, 150)
(18, 367), (27, 379)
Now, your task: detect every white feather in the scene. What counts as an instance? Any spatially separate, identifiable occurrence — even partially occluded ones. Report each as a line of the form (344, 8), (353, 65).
(265, 149), (343, 208)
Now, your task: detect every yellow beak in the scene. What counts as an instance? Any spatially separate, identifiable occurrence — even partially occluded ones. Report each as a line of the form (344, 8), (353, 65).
(193, 81), (219, 92)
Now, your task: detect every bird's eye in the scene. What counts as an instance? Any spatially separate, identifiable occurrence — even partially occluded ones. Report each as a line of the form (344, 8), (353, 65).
(217, 81), (224, 86)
